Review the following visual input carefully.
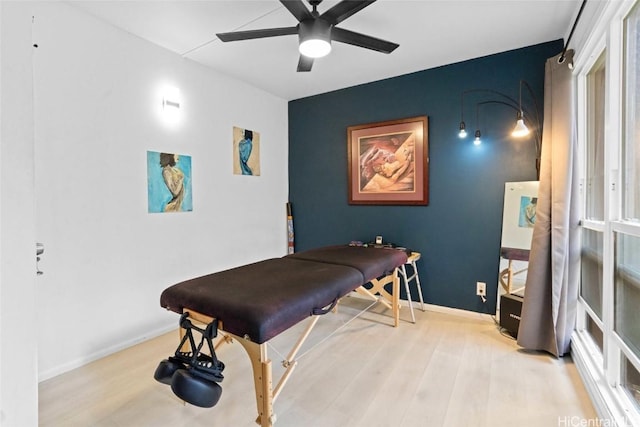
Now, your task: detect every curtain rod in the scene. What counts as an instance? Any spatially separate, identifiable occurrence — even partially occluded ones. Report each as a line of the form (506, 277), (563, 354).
(560, 0), (588, 63)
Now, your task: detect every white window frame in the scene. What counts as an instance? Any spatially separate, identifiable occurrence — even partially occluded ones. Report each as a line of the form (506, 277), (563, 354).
(572, 1), (640, 426)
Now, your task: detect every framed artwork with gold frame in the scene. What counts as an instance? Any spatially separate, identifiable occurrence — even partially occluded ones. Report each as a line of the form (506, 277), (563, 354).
(347, 116), (428, 205)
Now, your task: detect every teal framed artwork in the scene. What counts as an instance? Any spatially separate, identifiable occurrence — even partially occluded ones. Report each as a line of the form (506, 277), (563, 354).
(147, 151), (193, 213)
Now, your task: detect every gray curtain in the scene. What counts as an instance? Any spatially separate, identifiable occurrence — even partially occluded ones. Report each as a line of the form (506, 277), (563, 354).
(517, 50), (580, 357)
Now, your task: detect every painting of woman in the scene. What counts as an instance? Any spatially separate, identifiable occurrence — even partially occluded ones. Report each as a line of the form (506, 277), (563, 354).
(147, 151), (192, 213)
(159, 153), (185, 212)
(233, 126), (260, 176)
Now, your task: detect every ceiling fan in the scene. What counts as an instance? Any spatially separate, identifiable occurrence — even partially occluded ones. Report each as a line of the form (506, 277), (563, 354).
(216, 0), (399, 72)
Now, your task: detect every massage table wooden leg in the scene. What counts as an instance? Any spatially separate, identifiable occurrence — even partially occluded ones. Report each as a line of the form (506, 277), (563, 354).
(183, 310), (275, 426)
(178, 311), (327, 426)
(234, 338), (274, 427)
(362, 268), (401, 327)
(354, 286), (393, 310)
(273, 315), (319, 401)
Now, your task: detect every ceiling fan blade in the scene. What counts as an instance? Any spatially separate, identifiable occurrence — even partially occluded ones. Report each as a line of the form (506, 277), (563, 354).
(332, 27), (399, 53)
(297, 55), (314, 72)
(217, 26), (298, 42)
(280, 0), (313, 22)
(321, 0), (377, 25)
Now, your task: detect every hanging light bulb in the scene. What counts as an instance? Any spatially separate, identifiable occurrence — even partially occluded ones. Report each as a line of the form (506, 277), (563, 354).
(512, 112), (530, 137)
(474, 130), (482, 145)
(458, 121), (467, 138)
(458, 90), (468, 139)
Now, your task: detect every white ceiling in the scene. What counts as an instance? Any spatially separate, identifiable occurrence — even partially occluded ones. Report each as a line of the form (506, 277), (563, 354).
(68, 0), (582, 100)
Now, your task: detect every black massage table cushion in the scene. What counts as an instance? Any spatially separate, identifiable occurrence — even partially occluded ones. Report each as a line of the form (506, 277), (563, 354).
(160, 246), (408, 344)
(286, 245), (408, 282)
(161, 257), (364, 344)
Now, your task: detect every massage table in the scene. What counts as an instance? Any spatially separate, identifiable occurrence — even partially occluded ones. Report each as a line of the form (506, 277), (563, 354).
(157, 245), (408, 426)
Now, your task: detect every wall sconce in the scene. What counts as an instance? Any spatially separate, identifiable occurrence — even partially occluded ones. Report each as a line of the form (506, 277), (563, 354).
(162, 86), (181, 111)
(458, 81), (541, 177)
(160, 86), (182, 126)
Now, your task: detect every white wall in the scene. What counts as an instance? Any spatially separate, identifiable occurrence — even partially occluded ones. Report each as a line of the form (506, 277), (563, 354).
(0, 2), (39, 425)
(31, 2), (289, 380)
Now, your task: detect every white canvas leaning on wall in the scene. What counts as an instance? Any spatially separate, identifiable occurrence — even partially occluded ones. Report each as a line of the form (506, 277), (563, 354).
(501, 181), (540, 250)
(497, 181), (539, 307)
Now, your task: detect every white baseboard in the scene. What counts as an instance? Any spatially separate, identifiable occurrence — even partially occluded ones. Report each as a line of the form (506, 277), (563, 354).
(39, 297), (492, 382)
(348, 291), (493, 321)
(405, 300), (493, 321)
(38, 322), (176, 382)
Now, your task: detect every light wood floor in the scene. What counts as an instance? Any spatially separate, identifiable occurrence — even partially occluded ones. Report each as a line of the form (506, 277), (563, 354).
(39, 297), (597, 427)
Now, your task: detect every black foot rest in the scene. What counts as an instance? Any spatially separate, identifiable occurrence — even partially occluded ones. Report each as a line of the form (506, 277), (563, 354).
(154, 313), (225, 407)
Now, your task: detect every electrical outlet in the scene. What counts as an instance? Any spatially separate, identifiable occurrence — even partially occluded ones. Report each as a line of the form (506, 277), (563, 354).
(476, 281), (486, 296)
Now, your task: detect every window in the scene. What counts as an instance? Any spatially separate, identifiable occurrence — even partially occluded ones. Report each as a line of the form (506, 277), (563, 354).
(581, 228), (603, 319)
(623, 3), (640, 221)
(586, 315), (604, 351)
(615, 9), (640, 416)
(573, 1), (640, 425)
(580, 50), (606, 350)
(622, 356), (640, 409)
(615, 233), (640, 357)
(586, 53), (606, 221)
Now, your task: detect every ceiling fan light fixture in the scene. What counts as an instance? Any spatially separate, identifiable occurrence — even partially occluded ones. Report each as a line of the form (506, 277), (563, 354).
(216, 0), (399, 72)
(299, 38), (331, 58)
(298, 19), (332, 58)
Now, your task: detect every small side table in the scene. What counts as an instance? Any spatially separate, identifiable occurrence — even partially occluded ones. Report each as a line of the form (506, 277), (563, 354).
(399, 252), (424, 323)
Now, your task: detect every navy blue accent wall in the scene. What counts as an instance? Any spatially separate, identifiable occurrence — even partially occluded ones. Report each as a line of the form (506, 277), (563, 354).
(288, 40), (563, 314)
